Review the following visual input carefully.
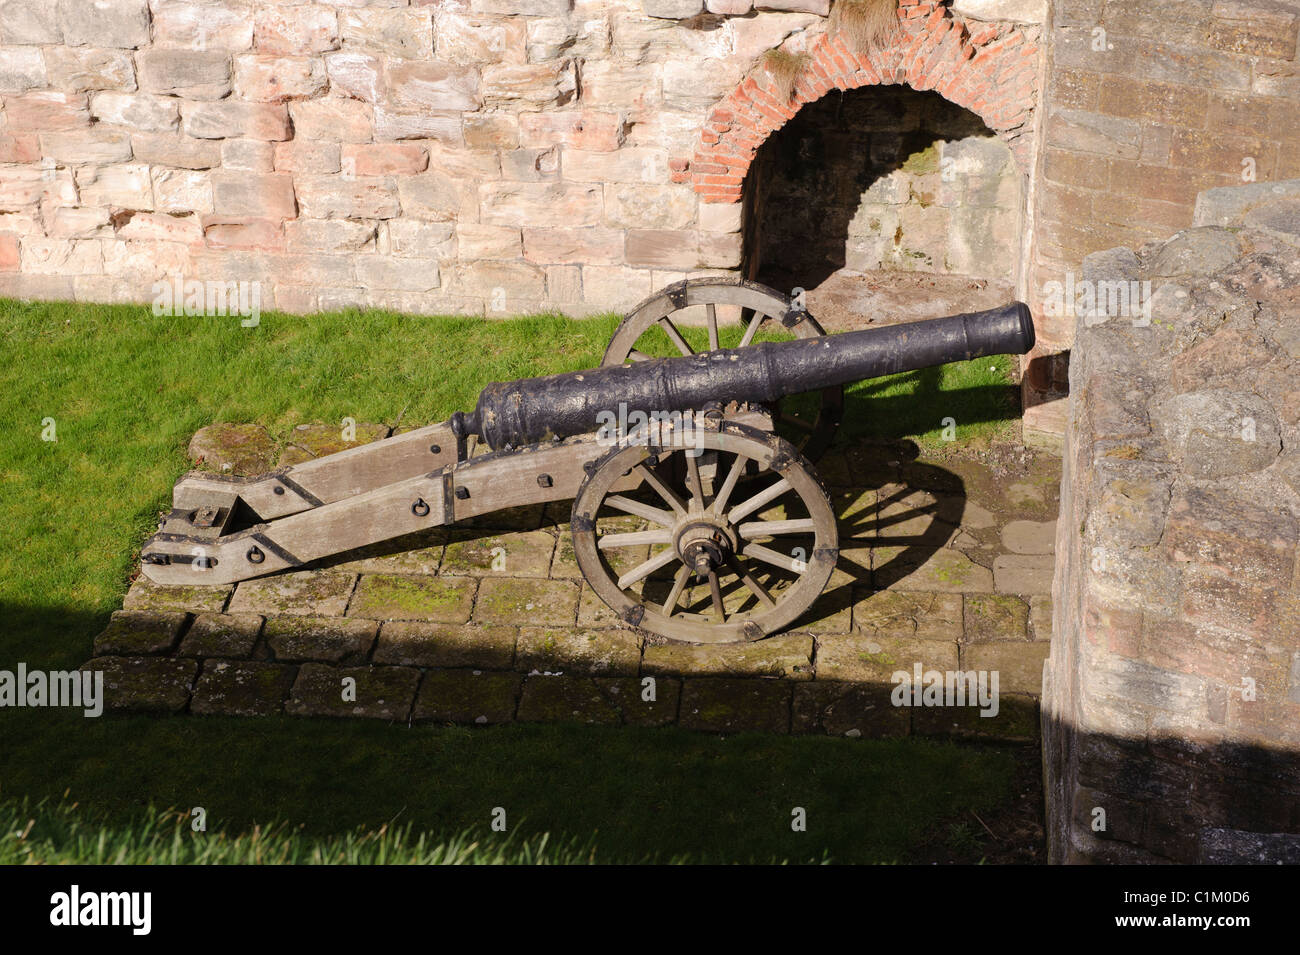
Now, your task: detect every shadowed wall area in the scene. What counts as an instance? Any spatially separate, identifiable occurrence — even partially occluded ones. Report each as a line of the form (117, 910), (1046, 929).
(746, 84), (1022, 290)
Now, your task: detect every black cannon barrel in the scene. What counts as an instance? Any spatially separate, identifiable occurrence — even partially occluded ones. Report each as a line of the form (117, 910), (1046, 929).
(461, 302), (1035, 450)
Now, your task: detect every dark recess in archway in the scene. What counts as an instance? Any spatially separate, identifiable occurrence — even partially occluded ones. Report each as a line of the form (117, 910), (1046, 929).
(742, 84), (1020, 304)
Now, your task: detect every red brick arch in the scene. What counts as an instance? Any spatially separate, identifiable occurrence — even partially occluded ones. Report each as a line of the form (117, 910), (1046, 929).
(676, 1), (1041, 202)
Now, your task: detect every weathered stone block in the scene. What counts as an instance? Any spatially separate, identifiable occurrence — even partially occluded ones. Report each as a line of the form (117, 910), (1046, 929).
(963, 594), (1030, 643)
(183, 101), (291, 141)
(89, 91), (178, 132)
(122, 578), (230, 614)
(40, 129), (131, 164)
(43, 47), (135, 91)
(474, 578), (579, 627)
(374, 621), (516, 669)
(85, 656), (197, 713)
(263, 615), (377, 664)
(341, 143), (427, 177)
(0, 46), (46, 92)
(137, 50), (231, 99)
(413, 668), (520, 724)
(4, 91), (89, 130)
(962, 641), (1050, 696)
(992, 554), (1054, 595)
(792, 682), (910, 737)
(516, 627), (640, 675)
(234, 55), (327, 102)
(254, 5), (338, 56)
(192, 660), (296, 716)
(93, 610), (188, 656)
(644, 633), (813, 680)
(373, 107), (461, 144)
(348, 574), (476, 623)
(1150, 390), (1281, 479)
(153, 168), (214, 214)
(228, 571), (357, 619)
(519, 110), (624, 151)
(273, 141), (341, 175)
(603, 183), (695, 230)
(339, 8), (433, 59)
(386, 59), (479, 111)
(853, 590), (962, 640)
(287, 663), (418, 720)
(644, 0), (705, 17)
(296, 176), (398, 220)
(595, 676), (681, 726)
(522, 227), (624, 265)
(679, 678), (791, 733)
(817, 632), (958, 684)
(59, 0), (149, 49)
(440, 530), (555, 577)
(626, 229), (699, 269)
(482, 60), (576, 107)
(133, 133), (220, 170)
(518, 675), (623, 725)
(0, 0), (62, 43)
(154, 1), (252, 51)
(178, 613), (263, 659)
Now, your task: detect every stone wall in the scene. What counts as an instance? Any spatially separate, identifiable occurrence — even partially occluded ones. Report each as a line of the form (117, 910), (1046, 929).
(0, 0), (1043, 317)
(1023, 0), (1300, 436)
(749, 83), (1021, 285)
(1043, 181), (1300, 863)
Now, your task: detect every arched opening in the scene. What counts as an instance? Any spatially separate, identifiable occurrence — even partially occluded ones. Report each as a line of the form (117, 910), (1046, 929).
(740, 84), (1023, 329)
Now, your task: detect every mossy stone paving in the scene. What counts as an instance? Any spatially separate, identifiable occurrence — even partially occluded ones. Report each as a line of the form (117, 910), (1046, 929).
(87, 425), (1062, 739)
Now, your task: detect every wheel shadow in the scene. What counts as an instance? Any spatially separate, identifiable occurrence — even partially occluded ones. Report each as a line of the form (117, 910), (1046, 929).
(793, 437), (966, 632)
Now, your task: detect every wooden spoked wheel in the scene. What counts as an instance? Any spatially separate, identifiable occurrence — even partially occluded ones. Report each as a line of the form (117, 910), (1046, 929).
(601, 277), (844, 462)
(571, 420), (838, 644)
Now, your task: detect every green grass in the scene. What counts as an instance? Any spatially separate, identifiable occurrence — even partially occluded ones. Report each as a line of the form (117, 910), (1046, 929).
(2, 796), (604, 865)
(0, 297), (1023, 864)
(1, 712), (1016, 864)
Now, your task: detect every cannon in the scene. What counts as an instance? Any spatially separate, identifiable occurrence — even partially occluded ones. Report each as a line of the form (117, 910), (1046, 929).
(140, 278), (1034, 644)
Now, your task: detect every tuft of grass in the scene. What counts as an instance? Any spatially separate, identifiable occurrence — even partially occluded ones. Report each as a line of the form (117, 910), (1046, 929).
(760, 48), (811, 103)
(0, 796), (609, 865)
(829, 0), (900, 53)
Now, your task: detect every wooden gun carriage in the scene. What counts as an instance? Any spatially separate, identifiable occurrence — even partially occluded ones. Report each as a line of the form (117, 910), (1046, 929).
(140, 278), (1034, 644)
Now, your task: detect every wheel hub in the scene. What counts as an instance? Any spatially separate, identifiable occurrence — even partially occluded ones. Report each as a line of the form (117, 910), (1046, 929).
(673, 518), (737, 576)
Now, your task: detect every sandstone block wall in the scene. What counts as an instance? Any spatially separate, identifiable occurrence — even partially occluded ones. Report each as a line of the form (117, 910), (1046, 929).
(1024, 0), (1300, 435)
(1043, 184), (1300, 863)
(0, 0), (1044, 317)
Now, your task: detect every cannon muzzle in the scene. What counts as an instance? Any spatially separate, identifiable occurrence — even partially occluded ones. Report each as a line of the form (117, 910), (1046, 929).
(461, 302), (1035, 450)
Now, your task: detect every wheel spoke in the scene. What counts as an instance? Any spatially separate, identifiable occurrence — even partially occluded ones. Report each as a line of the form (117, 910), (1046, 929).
(706, 303), (719, 351)
(627, 349), (651, 362)
(635, 462), (688, 516)
(685, 452), (705, 510)
(604, 494), (674, 527)
(741, 542), (803, 574)
(707, 570), (725, 620)
(711, 453), (747, 517)
(727, 476), (791, 524)
(736, 518), (817, 539)
(738, 311), (764, 348)
(617, 547), (680, 590)
(662, 564), (691, 615)
(727, 555), (776, 608)
(598, 529), (672, 549)
(658, 317), (694, 356)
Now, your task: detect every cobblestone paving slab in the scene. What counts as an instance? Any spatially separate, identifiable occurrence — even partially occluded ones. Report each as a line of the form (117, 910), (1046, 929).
(88, 427), (1060, 739)
(192, 661), (298, 717)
